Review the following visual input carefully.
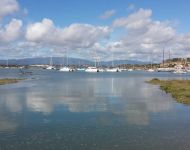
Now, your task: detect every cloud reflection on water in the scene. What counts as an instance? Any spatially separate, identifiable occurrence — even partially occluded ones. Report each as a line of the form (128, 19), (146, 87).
(0, 76), (174, 131)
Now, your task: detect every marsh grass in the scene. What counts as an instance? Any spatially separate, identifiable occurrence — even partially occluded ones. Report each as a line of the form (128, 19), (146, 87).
(147, 78), (190, 104)
(0, 78), (24, 85)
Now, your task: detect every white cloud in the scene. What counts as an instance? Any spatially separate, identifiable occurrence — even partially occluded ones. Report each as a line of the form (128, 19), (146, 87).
(26, 18), (111, 49)
(0, 18), (23, 42)
(100, 9), (116, 19)
(0, 5), (190, 62)
(0, 0), (19, 19)
(26, 18), (53, 42)
(113, 8), (152, 30)
(110, 8), (179, 62)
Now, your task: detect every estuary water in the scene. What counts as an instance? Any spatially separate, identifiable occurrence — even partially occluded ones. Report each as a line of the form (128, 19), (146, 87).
(0, 68), (190, 150)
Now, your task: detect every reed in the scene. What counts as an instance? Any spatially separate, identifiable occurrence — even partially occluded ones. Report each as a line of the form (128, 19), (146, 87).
(147, 78), (190, 104)
(0, 78), (24, 85)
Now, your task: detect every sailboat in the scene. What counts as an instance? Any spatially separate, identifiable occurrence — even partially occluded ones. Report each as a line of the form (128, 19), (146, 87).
(147, 54), (155, 72)
(157, 48), (174, 72)
(85, 60), (99, 72)
(85, 66), (99, 72)
(5, 59), (9, 69)
(60, 66), (71, 72)
(85, 52), (99, 73)
(46, 57), (54, 70)
(106, 53), (120, 72)
(127, 65), (134, 72)
(59, 52), (72, 72)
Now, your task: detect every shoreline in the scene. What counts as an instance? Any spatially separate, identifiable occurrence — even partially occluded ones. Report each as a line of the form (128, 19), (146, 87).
(147, 78), (190, 104)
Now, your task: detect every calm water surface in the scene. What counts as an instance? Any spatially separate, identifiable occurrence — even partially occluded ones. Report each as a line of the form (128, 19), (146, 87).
(0, 69), (190, 150)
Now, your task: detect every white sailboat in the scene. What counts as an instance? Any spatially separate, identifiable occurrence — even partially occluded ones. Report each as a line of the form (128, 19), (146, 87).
(85, 53), (99, 73)
(59, 51), (73, 72)
(147, 65), (154, 72)
(106, 68), (120, 72)
(106, 53), (120, 72)
(85, 66), (99, 72)
(46, 57), (54, 70)
(128, 65), (134, 71)
(147, 55), (155, 72)
(60, 66), (71, 72)
(5, 59), (9, 69)
(147, 68), (155, 72)
(85, 60), (99, 72)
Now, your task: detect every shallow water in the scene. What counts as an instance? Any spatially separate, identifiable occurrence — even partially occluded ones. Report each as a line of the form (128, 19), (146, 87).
(0, 69), (190, 150)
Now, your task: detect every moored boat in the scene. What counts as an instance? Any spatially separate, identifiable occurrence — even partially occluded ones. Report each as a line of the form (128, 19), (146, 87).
(85, 67), (99, 72)
(147, 69), (155, 72)
(59, 66), (71, 72)
(106, 68), (120, 72)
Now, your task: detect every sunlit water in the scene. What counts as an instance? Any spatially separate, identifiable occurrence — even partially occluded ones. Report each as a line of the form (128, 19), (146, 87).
(0, 68), (190, 150)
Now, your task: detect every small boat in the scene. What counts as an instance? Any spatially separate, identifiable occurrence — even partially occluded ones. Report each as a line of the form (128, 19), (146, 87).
(173, 69), (187, 74)
(106, 68), (120, 72)
(173, 65), (187, 74)
(157, 68), (174, 72)
(46, 57), (54, 70)
(98, 68), (105, 72)
(128, 69), (133, 72)
(85, 67), (99, 72)
(59, 66), (71, 72)
(5, 59), (9, 69)
(147, 69), (154, 72)
(46, 66), (54, 70)
(77, 68), (86, 72)
(185, 67), (190, 73)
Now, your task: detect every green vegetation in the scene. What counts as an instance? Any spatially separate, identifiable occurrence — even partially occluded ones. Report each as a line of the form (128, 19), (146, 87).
(0, 78), (24, 85)
(147, 78), (190, 104)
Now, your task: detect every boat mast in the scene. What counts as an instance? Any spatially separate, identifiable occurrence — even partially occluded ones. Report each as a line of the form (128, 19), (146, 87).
(66, 50), (68, 66)
(169, 49), (171, 66)
(94, 50), (97, 67)
(50, 56), (53, 66)
(7, 59), (9, 67)
(163, 48), (165, 67)
(112, 53), (114, 67)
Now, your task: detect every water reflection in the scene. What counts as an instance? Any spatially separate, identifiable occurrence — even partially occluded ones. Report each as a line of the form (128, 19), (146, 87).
(26, 96), (53, 114)
(0, 116), (18, 132)
(0, 74), (174, 130)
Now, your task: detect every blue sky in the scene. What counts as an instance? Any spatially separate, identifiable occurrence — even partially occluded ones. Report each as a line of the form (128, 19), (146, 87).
(0, 0), (190, 61)
(18, 0), (190, 32)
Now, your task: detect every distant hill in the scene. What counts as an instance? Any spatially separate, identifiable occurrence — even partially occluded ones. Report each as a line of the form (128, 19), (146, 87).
(0, 57), (147, 66)
(100, 60), (148, 66)
(0, 57), (92, 66)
